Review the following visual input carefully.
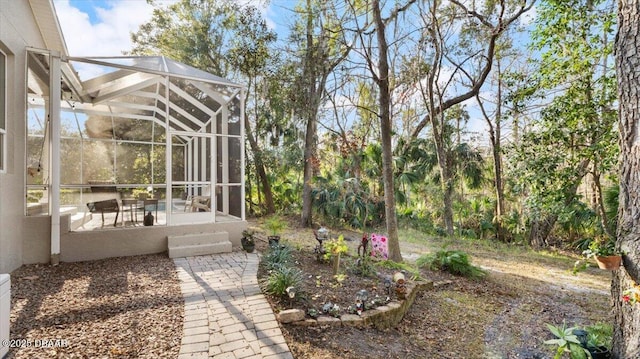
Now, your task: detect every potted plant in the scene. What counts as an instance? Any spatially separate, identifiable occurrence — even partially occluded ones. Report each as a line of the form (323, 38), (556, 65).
(265, 215), (286, 246)
(583, 323), (612, 359)
(544, 322), (591, 359)
(585, 238), (623, 270)
(241, 229), (255, 253)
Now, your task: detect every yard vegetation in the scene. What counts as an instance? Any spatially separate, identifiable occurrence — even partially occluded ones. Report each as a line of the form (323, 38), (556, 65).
(128, 0), (639, 355)
(251, 220), (611, 358)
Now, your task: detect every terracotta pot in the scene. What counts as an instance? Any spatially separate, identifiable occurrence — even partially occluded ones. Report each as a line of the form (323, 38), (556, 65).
(393, 272), (406, 284)
(595, 255), (622, 270)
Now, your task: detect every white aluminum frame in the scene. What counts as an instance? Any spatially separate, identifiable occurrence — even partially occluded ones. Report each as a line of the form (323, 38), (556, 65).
(24, 50), (246, 237)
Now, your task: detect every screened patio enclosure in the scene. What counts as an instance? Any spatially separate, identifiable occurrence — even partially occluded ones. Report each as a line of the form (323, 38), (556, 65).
(26, 50), (246, 230)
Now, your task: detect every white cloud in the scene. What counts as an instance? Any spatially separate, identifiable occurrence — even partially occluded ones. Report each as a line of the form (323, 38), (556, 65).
(53, 0), (157, 56)
(53, 0), (279, 79)
(54, 0), (280, 56)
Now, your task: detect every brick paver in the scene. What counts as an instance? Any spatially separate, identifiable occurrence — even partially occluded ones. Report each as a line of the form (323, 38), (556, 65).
(175, 251), (293, 358)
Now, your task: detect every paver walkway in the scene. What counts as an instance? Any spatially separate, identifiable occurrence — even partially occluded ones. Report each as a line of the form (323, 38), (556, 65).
(173, 252), (293, 359)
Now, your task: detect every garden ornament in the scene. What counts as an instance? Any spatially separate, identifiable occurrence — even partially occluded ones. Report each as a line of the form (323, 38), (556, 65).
(357, 233), (369, 258)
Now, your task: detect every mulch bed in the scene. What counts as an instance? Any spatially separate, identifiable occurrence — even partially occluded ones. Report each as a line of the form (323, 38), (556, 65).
(7, 253), (183, 359)
(253, 229), (612, 359)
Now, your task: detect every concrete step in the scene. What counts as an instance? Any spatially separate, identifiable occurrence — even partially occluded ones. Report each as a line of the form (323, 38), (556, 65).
(60, 206), (79, 216)
(167, 231), (231, 258)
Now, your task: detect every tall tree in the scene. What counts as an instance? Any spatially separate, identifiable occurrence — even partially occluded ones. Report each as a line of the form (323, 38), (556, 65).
(291, 0), (352, 227)
(372, 0), (403, 262)
(613, 1), (640, 356)
(476, 61), (507, 241)
(410, 0), (534, 236)
(345, 0), (419, 262)
(228, 6), (278, 214)
(130, 0), (237, 76)
(514, 0), (617, 248)
(476, 36), (528, 242)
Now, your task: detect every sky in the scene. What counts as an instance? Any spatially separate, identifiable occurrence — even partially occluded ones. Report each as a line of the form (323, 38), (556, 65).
(51, 0), (535, 143)
(54, 0), (160, 56)
(53, 0), (286, 57)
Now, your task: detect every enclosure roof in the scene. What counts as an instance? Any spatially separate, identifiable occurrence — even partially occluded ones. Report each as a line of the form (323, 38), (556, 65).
(68, 56), (243, 89)
(26, 53), (246, 141)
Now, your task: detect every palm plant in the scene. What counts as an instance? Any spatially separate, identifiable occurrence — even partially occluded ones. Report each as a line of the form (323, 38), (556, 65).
(416, 248), (486, 278)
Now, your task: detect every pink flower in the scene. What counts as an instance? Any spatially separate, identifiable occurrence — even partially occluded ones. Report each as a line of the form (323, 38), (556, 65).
(622, 295), (631, 303)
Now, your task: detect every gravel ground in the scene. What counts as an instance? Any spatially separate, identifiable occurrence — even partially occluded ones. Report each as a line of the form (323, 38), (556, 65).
(7, 253), (183, 359)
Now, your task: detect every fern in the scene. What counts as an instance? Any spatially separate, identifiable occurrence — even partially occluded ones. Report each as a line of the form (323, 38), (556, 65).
(417, 250), (486, 279)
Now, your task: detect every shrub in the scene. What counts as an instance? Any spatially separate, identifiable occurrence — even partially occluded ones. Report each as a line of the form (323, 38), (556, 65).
(265, 215), (287, 236)
(584, 323), (612, 351)
(350, 254), (377, 277)
(263, 266), (303, 298)
(262, 243), (293, 271)
(417, 249), (486, 278)
(323, 235), (349, 261)
(324, 235), (349, 275)
(544, 322), (590, 359)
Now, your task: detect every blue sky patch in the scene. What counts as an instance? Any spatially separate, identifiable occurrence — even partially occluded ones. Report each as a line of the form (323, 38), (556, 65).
(69, 0), (110, 24)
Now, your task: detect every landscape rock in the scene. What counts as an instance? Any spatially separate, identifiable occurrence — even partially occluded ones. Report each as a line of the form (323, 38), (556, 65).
(278, 309), (306, 323)
(317, 315), (341, 326)
(340, 314), (364, 327)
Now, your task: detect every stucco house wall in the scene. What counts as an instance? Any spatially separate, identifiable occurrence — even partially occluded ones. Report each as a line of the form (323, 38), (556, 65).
(1, 1), (247, 274)
(0, 1), (51, 273)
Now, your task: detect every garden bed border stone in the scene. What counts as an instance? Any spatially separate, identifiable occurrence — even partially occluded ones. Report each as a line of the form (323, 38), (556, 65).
(282, 280), (433, 329)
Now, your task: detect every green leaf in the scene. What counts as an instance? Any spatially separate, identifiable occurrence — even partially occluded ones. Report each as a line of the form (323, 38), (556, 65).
(546, 323), (564, 338)
(544, 339), (564, 345)
(568, 343), (588, 359)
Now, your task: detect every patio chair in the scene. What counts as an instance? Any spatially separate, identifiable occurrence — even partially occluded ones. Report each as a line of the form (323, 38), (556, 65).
(190, 196), (211, 212)
(86, 199), (120, 227)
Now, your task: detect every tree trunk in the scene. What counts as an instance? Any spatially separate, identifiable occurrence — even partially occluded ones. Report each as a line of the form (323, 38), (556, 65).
(528, 159), (591, 248)
(434, 135), (455, 236)
(492, 138), (506, 242)
(245, 150), (253, 215)
(441, 171), (455, 236)
(244, 117), (275, 214)
(243, 76), (274, 215)
(373, 0), (402, 262)
(480, 57), (507, 242)
(301, 114), (317, 227)
(593, 172), (614, 238)
(613, 2), (640, 356)
(300, 0), (317, 228)
(493, 60), (506, 242)
(529, 214), (557, 249)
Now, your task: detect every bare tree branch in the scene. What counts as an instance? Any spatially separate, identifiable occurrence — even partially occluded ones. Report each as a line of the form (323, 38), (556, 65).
(410, 0), (535, 140)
